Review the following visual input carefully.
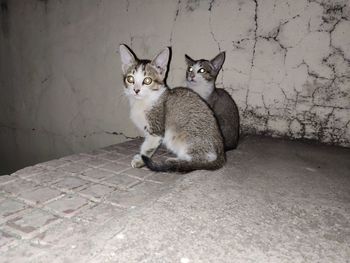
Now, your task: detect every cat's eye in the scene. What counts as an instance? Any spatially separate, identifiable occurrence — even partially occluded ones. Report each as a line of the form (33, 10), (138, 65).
(126, 75), (134, 84)
(198, 68), (206, 73)
(188, 67), (193, 72)
(143, 77), (152, 85)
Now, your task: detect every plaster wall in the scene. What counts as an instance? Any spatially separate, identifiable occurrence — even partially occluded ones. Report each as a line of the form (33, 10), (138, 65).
(1, 0), (349, 174)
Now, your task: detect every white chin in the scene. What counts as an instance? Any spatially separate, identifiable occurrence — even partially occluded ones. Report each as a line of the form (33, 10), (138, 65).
(187, 80), (195, 86)
(126, 93), (142, 100)
(134, 95), (143, 100)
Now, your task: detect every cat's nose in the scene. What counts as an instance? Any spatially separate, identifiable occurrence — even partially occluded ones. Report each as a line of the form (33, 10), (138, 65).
(134, 89), (140, 94)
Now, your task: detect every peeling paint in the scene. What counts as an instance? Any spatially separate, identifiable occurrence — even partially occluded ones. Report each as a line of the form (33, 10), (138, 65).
(185, 0), (200, 12)
(232, 0), (350, 147)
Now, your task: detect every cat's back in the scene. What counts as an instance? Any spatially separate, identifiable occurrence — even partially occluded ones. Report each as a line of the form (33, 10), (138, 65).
(167, 87), (211, 113)
(168, 86), (202, 100)
(210, 88), (235, 107)
(209, 88), (240, 150)
(208, 88), (238, 115)
(165, 87), (218, 129)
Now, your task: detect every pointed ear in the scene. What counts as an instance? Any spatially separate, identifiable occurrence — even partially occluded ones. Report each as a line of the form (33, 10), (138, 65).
(151, 47), (170, 79)
(210, 52), (225, 73)
(119, 44), (137, 74)
(185, 54), (195, 65)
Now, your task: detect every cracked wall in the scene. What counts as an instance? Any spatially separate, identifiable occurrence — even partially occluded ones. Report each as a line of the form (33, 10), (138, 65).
(1, 0), (349, 173)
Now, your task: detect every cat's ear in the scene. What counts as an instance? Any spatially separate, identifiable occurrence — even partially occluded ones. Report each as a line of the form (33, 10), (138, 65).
(210, 52), (225, 74)
(185, 54), (195, 65)
(151, 47), (170, 79)
(119, 44), (137, 74)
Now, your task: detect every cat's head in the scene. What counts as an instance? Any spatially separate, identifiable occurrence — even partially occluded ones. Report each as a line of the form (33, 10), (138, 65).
(185, 52), (225, 87)
(119, 44), (170, 100)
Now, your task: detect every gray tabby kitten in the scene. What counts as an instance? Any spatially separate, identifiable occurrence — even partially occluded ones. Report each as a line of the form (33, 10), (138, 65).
(119, 44), (225, 173)
(185, 52), (240, 151)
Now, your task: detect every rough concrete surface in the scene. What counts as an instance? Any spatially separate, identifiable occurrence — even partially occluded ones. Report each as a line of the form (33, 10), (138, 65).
(1, 0), (350, 174)
(0, 136), (349, 262)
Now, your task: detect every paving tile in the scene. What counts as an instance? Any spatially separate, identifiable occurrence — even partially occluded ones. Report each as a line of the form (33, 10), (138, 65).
(77, 156), (111, 167)
(85, 149), (108, 156)
(38, 158), (71, 169)
(104, 143), (139, 154)
(28, 170), (69, 185)
(80, 168), (115, 182)
(0, 230), (18, 251)
(75, 203), (125, 225)
(60, 162), (91, 174)
(121, 167), (153, 179)
(18, 187), (63, 205)
(78, 184), (116, 202)
(145, 172), (183, 184)
(100, 151), (126, 161)
(104, 142), (137, 151)
(4, 209), (60, 239)
(46, 195), (91, 218)
(126, 138), (143, 146)
(34, 220), (88, 247)
(0, 175), (17, 185)
(0, 199), (30, 224)
(115, 155), (133, 165)
(52, 176), (90, 192)
(12, 165), (49, 178)
(99, 162), (129, 174)
(102, 174), (140, 189)
(60, 153), (91, 162)
(0, 180), (39, 196)
(113, 147), (139, 155)
(103, 144), (123, 151)
(106, 182), (163, 208)
(0, 241), (49, 261)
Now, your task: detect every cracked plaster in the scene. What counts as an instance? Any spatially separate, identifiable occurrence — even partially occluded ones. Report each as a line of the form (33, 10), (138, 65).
(0, 0), (349, 173)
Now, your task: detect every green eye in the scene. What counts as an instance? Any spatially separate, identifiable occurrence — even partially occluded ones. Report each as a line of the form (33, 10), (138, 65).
(198, 68), (205, 73)
(188, 67), (193, 72)
(126, 75), (134, 84)
(143, 77), (152, 85)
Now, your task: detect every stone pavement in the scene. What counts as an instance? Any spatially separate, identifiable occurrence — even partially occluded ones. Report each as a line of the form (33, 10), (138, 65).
(0, 136), (349, 262)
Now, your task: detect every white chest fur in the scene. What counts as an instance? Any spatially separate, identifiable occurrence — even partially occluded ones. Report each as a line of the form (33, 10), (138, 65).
(188, 81), (214, 101)
(128, 87), (166, 135)
(130, 100), (149, 134)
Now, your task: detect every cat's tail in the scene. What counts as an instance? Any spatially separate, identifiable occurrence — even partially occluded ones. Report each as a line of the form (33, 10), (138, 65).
(141, 155), (225, 173)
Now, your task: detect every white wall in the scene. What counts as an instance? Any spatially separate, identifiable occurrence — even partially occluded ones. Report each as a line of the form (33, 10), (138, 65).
(1, 0), (349, 174)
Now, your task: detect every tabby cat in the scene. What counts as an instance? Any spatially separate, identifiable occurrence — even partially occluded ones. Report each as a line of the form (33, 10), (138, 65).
(185, 52), (240, 151)
(119, 44), (225, 172)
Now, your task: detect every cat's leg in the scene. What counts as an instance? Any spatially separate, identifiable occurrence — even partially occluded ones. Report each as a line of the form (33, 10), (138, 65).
(161, 151), (193, 168)
(131, 134), (162, 168)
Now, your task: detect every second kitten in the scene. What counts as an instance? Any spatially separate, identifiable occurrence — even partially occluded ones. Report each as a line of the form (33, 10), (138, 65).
(185, 52), (240, 151)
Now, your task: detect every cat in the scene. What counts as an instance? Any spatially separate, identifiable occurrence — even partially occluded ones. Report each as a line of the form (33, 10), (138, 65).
(185, 52), (240, 151)
(119, 44), (225, 173)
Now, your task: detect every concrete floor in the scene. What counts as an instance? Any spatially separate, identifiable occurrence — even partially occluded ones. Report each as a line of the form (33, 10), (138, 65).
(0, 136), (349, 262)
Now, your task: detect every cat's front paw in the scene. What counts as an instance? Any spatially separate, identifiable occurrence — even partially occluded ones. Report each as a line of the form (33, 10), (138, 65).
(131, 154), (144, 168)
